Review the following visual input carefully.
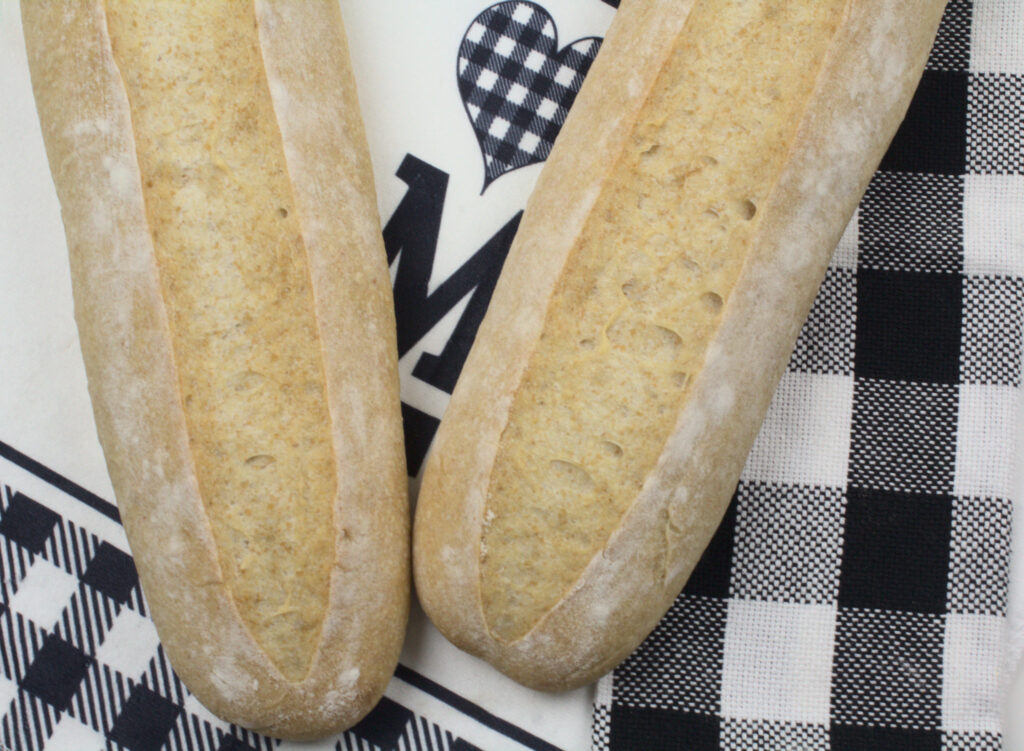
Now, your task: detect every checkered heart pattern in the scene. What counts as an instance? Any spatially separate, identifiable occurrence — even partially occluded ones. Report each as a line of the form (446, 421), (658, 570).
(0, 478), (504, 751)
(592, 1), (1022, 749)
(458, 2), (602, 190)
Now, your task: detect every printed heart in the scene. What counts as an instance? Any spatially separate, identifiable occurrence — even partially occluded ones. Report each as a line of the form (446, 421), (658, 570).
(458, 2), (602, 191)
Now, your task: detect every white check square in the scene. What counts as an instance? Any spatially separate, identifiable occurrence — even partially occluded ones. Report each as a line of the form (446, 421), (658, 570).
(962, 174), (1024, 277)
(475, 68), (499, 92)
(942, 614), (1003, 733)
(494, 35), (516, 58)
(465, 22), (486, 44)
(511, 4), (534, 26)
(95, 608), (161, 679)
(488, 117), (511, 139)
(554, 65), (577, 88)
(536, 97), (559, 121)
(721, 600), (836, 724)
(46, 715), (106, 751)
(518, 132), (541, 155)
(507, 82), (529, 106)
(953, 383), (1018, 499)
(743, 372), (853, 489)
(524, 49), (546, 73)
(8, 558), (78, 630)
(970, 0), (1024, 74)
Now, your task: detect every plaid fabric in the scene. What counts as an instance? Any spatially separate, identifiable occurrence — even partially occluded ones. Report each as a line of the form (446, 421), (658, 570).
(592, 1), (1022, 748)
(0, 459), (517, 751)
(457, 2), (601, 190)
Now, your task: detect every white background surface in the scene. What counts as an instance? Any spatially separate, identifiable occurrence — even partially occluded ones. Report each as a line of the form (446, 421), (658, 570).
(1, 0), (1021, 747)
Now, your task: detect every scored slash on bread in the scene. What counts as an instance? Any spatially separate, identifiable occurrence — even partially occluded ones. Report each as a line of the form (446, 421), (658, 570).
(414, 0), (948, 691)
(22, 0), (408, 739)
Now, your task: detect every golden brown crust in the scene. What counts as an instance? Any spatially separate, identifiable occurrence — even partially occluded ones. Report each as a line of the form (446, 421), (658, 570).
(22, 0), (407, 738)
(478, 0), (851, 644)
(414, 0), (946, 691)
(103, 0), (340, 683)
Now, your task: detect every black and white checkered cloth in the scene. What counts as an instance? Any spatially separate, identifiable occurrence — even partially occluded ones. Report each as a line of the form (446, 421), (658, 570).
(592, 1), (1022, 748)
(457, 2), (601, 190)
(2, 0), (1019, 749)
(0, 461), (504, 750)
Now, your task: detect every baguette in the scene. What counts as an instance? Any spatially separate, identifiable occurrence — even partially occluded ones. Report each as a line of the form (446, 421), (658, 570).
(414, 0), (947, 690)
(22, 0), (407, 738)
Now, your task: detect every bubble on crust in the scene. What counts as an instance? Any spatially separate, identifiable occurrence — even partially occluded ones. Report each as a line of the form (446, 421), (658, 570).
(549, 460), (595, 490)
(701, 292), (724, 313)
(621, 280), (643, 302)
(606, 316), (682, 361)
(600, 440), (624, 458)
(735, 198), (757, 220)
(245, 455), (276, 470)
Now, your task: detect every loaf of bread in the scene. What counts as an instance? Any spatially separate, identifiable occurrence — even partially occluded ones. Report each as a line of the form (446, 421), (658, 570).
(414, 0), (947, 690)
(22, 0), (407, 738)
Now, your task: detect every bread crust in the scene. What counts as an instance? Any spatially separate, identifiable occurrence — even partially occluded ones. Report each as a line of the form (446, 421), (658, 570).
(22, 0), (407, 738)
(414, 0), (946, 690)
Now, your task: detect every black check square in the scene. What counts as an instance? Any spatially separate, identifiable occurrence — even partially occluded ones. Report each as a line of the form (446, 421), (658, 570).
(511, 106), (533, 128)
(848, 379), (958, 494)
(469, 44), (491, 67)
(832, 724), (942, 751)
(790, 267), (854, 376)
(682, 496), (737, 600)
(960, 275), (1024, 386)
(838, 488), (952, 613)
(108, 684), (182, 751)
(517, 24), (540, 48)
(613, 595), (727, 715)
(216, 736), (256, 751)
(854, 269), (963, 384)
(0, 491), (59, 555)
(947, 496), (1012, 616)
(610, 707), (719, 751)
(530, 72), (555, 99)
(880, 70), (968, 175)
(351, 697), (415, 749)
(858, 172), (963, 274)
(82, 541), (139, 604)
(19, 633), (93, 710)
(731, 483), (843, 605)
(968, 73), (1024, 175)
(495, 140), (517, 164)
(832, 608), (944, 729)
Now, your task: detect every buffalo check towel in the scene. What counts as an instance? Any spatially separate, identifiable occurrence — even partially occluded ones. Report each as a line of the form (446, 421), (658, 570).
(0, 1), (1022, 750)
(592, 1), (1024, 749)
